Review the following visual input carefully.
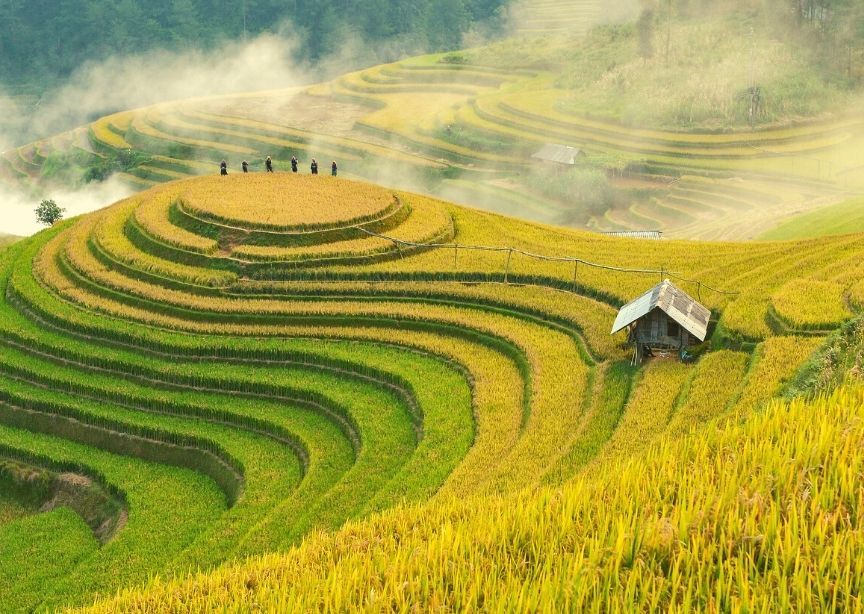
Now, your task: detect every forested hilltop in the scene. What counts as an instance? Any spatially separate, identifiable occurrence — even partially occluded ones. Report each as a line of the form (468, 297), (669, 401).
(0, 0), (506, 90)
(633, 0), (864, 85)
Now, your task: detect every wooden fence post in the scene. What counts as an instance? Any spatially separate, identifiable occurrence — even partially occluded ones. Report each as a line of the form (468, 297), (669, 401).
(504, 248), (513, 284)
(453, 243), (458, 268)
(572, 261), (578, 292)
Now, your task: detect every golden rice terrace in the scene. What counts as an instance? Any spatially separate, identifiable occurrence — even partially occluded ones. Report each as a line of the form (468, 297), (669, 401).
(179, 175), (399, 231)
(0, 175), (862, 611)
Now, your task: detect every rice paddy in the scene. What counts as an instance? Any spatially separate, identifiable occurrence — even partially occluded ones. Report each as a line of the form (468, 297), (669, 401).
(0, 172), (860, 609)
(1, 1), (863, 609)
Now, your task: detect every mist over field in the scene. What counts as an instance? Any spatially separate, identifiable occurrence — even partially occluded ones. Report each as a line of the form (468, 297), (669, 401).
(0, 33), (311, 236)
(0, 33), (310, 150)
(0, 0), (512, 149)
(0, 0), (619, 147)
(0, 5), (510, 236)
(0, 26), (423, 235)
(1, 0), (862, 237)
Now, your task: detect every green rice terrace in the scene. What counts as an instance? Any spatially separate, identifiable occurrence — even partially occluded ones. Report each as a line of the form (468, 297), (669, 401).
(0, 171), (862, 610)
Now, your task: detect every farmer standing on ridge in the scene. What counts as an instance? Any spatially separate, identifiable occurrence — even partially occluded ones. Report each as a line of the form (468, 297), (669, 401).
(291, 156), (298, 173)
(311, 159), (318, 175)
(331, 161), (338, 177)
(220, 160), (228, 176)
(265, 156), (274, 172)
(242, 160), (249, 173)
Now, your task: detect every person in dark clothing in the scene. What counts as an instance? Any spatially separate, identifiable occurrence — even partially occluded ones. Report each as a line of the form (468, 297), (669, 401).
(265, 156), (274, 173)
(242, 160), (249, 173)
(220, 160), (228, 176)
(331, 161), (338, 177)
(311, 159), (318, 175)
(291, 156), (298, 173)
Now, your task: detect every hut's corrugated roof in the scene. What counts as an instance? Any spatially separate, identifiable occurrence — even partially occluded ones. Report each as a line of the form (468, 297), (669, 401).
(531, 144), (582, 165)
(610, 279), (711, 341)
(602, 230), (663, 240)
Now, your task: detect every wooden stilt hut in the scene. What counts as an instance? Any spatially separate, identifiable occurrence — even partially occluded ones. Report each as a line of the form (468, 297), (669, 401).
(611, 279), (711, 364)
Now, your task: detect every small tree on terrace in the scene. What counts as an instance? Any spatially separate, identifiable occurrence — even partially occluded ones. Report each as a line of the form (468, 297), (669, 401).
(637, 8), (656, 59)
(35, 199), (65, 226)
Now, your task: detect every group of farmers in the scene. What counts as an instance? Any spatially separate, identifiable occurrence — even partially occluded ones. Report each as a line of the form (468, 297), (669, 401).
(219, 156), (337, 176)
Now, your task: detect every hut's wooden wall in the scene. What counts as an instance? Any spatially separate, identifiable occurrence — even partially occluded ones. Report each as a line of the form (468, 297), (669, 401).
(635, 308), (696, 349)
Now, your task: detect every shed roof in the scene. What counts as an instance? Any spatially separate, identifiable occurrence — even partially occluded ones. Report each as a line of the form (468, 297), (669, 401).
(531, 144), (583, 165)
(602, 230), (663, 240)
(610, 279), (711, 341)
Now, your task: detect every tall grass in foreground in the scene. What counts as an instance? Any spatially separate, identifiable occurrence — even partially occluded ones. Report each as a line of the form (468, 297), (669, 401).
(82, 385), (864, 612)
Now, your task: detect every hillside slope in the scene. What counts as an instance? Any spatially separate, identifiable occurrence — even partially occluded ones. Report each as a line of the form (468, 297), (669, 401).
(0, 174), (860, 609)
(759, 197), (864, 240)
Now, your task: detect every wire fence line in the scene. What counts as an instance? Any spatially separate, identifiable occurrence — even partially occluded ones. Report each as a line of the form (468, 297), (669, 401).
(356, 227), (740, 299)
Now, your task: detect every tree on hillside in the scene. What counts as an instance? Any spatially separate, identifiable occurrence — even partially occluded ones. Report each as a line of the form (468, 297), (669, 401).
(637, 8), (656, 59)
(662, 0), (674, 65)
(425, 0), (471, 49)
(829, 0), (864, 81)
(35, 199), (65, 226)
(779, 0), (864, 82)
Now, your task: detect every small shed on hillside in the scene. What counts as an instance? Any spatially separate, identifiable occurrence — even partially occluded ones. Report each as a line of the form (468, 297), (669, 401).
(531, 144), (585, 167)
(611, 279), (711, 363)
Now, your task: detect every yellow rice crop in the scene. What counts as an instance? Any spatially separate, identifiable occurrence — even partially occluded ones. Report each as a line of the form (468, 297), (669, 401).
(771, 279), (853, 330)
(93, 199), (237, 287)
(229, 197), (453, 262)
(179, 174), (398, 231)
(47, 234), (529, 498)
(88, 177), (859, 348)
(492, 88), (857, 153)
(80, 384), (864, 612)
(132, 112), (255, 155)
(90, 113), (133, 150)
(133, 189), (218, 255)
(11, 25), (864, 609)
(594, 360), (692, 462)
(41, 226), (590, 492)
(240, 280), (623, 361)
(10, 169), (861, 611)
(319, 203), (864, 341)
(731, 336), (825, 416)
(183, 109), (445, 169)
(850, 279), (864, 309)
(95, 174), (864, 343)
(666, 350), (749, 437)
(77, 173), (864, 347)
(156, 110), (353, 163)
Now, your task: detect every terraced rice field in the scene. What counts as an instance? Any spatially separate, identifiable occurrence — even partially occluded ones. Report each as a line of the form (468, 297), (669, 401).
(1, 126), (95, 186)
(87, 383), (864, 611)
(64, 72), (850, 238)
(6, 1), (862, 241)
(48, 51), (861, 239)
(508, 0), (603, 36)
(0, 174), (861, 609)
(596, 174), (848, 241)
